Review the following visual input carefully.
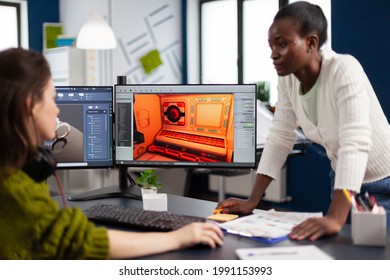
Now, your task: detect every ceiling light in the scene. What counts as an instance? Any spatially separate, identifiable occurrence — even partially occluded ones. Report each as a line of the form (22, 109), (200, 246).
(76, 9), (116, 50)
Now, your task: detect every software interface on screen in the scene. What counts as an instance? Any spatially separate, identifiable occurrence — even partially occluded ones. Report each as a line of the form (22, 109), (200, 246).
(115, 84), (256, 168)
(43, 86), (113, 168)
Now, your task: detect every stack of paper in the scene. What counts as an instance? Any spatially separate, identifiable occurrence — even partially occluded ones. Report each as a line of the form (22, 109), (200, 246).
(218, 209), (322, 243)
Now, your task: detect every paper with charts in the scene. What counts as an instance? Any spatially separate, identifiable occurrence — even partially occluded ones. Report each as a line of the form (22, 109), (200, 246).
(219, 209), (322, 239)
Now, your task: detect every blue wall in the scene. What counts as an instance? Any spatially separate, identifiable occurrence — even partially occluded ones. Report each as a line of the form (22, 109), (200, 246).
(332, 0), (390, 118)
(27, 0), (60, 52)
(283, 1), (390, 214)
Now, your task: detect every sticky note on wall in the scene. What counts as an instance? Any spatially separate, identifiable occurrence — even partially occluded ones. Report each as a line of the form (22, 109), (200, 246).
(140, 49), (163, 74)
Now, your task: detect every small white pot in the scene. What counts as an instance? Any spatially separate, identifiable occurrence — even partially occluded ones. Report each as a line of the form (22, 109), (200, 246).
(143, 193), (168, 212)
(141, 186), (158, 196)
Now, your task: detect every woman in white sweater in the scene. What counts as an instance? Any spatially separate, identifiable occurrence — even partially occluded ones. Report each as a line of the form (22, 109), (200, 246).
(218, 1), (390, 240)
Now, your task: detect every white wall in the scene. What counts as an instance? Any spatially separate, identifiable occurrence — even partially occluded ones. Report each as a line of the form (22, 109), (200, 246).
(60, 0), (113, 86)
(60, 0), (110, 37)
(60, 0), (182, 85)
(112, 0), (182, 84)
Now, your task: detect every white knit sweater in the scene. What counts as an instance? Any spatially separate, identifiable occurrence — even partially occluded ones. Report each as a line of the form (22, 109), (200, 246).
(257, 48), (390, 193)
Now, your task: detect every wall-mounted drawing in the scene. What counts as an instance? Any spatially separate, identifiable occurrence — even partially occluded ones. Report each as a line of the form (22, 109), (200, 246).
(112, 0), (182, 84)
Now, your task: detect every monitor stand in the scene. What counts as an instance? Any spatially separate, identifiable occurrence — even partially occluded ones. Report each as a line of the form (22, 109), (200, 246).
(67, 166), (142, 201)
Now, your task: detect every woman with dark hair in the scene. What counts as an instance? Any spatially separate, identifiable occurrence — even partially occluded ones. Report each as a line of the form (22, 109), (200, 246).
(0, 48), (223, 259)
(218, 1), (390, 240)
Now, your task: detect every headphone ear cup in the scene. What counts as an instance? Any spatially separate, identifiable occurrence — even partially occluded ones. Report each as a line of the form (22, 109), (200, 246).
(22, 147), (57, 182)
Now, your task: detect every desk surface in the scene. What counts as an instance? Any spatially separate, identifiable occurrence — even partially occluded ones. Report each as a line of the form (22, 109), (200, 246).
(61, 193), (390, 260)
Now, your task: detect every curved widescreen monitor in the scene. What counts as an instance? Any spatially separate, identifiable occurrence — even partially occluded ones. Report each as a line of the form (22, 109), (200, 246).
(115, 84), (256, 168)
(43, 86), (114, 169)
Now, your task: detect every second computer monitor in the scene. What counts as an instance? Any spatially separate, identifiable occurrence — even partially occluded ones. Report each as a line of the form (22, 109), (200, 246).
(43, 86), (114, 169)
(115, 84), (256, 168)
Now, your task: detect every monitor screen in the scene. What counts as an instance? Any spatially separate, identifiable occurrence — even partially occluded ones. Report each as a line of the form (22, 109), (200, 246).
(115, 84), (256, 168)
(43, 86), (114, 169)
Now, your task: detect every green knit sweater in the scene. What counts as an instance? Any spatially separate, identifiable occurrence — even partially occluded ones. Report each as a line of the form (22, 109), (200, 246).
(0, 170), (109, 259)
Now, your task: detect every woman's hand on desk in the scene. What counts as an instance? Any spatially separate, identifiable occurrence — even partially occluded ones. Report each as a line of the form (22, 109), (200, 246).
(175, 222), (224, 249)
(289, 216), (342, 241)
(107, 222), (223, 259)
(290, 190), (349, 241)
(216, 174), (270, 214)
(216, 197), (257, 215)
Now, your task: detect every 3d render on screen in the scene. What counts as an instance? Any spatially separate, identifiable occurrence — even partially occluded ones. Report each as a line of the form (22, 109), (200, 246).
(132, 93), (234, 163)
(115, 84), (257, 168)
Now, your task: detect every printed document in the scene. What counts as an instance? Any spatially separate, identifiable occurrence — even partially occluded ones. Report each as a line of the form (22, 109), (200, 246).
(236, 245), (333, 260)
(219, 209), (322, 239)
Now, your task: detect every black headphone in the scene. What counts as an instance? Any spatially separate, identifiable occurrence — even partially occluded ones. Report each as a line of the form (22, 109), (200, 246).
(22, 147), (57, 182)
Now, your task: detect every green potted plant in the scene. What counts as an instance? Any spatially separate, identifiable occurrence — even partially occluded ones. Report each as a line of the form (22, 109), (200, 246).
(136, 169), (163, 195)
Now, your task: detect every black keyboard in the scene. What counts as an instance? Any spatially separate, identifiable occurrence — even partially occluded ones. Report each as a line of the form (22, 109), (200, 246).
(84, 203), (206, 231)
